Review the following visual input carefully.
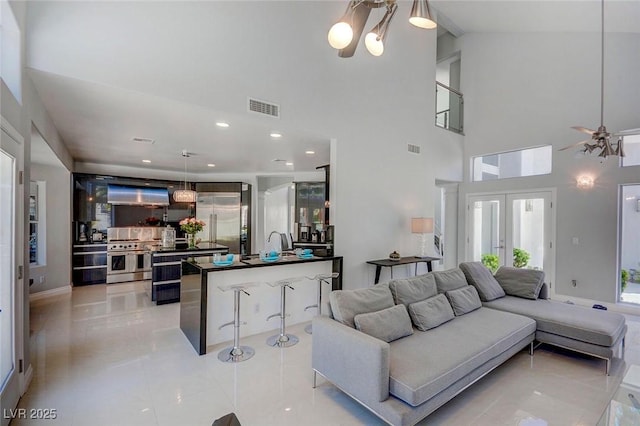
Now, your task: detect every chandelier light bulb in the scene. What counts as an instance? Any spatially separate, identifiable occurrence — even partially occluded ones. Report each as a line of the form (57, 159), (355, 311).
(328, 22), (353, 49)
(365, 32), (384, 56)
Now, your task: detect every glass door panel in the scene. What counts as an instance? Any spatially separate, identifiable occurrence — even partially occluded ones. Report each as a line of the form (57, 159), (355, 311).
(0, 149), (15, 395)
(620, 185), (640, 304)
(468, 195), (505, 270)
(506, 193), (551, 271)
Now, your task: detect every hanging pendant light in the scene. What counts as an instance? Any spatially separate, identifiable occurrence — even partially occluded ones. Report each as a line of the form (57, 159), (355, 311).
(173, 150), (197, 203)
(328, 1), (357, 49)
(365, 3), (397, 57)
(409, 0), (437, 29)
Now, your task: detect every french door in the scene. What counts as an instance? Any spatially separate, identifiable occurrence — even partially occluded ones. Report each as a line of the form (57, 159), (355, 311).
(467, 191), (554, 283)
(1, 119), (24, 425)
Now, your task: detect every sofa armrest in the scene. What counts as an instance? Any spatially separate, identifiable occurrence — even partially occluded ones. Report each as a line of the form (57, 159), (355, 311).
(312, 316), (390, 404)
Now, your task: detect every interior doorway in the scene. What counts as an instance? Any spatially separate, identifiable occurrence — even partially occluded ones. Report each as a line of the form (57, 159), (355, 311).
(466, 191), (555, 286)
(620, 184), (640, 304)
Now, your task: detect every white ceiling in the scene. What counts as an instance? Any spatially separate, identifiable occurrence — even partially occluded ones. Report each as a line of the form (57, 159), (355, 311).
(25, 1), (640, 174)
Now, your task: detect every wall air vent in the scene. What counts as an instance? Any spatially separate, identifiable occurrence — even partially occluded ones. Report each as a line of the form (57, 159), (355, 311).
(408, 144), (421, 154)
(248, 98), (280, 118)
(132, 137), (155, 144)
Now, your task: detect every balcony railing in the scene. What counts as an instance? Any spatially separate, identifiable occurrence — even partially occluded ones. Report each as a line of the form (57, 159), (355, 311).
(435, 82), (464, 134)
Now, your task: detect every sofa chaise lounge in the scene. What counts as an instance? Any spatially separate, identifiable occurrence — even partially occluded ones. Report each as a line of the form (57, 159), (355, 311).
(312, 263), (626, 426)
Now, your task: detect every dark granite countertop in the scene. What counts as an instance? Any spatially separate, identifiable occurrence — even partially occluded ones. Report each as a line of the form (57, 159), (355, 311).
(152, 242), (228, 254)
(184, 254), (342, 272)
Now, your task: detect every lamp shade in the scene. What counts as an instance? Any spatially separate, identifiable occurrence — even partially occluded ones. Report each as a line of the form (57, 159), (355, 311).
(411, 217), (433, 233)
(173, 189), (197, 203)
(409, 0), (437, 29)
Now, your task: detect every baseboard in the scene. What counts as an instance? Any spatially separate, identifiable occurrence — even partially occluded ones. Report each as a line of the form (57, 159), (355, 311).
(29, 285), (72, 301)
(21, 364), (33, 395)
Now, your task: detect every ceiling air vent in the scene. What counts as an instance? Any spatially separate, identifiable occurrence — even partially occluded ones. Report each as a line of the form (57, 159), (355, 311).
(248, 98), (280, 118)
(132, 137), (155, 145)
(408, 143), (421, 154)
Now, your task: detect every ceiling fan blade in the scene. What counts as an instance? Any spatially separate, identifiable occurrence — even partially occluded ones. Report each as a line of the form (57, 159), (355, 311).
(614, 128), (640, 136)
(558, 140), (590, 151)
(571, 126), (596, 135)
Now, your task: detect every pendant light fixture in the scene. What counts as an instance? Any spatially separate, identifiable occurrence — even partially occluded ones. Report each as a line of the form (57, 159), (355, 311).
(327, 0), (437, 58)
(173, 150), (197, 203)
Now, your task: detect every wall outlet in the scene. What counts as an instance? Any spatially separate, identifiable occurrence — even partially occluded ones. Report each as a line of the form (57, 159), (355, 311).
(571, 279), (577, 287)
(39, 276), (45, 284)
(254, 303), (260, 313)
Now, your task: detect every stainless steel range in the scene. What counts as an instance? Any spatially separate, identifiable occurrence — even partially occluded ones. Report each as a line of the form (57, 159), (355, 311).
(106, 227), (161, 284)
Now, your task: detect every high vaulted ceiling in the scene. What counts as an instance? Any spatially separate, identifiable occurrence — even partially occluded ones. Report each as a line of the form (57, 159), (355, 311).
(25, 1), (640, 174)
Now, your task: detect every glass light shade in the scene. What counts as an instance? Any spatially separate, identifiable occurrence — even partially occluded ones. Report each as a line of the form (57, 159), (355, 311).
(409, 0), (437, 29)
(409, 16), (437, 29)
(365, 32), (384, 56)
(576, 175), (594, 189)
(328, 22), (353, 49)
(411, 217), (433, 233)
(173, 189), (197, 203)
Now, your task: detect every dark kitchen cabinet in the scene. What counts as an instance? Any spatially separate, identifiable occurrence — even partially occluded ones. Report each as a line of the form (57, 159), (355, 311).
(72, 243), (107, 286)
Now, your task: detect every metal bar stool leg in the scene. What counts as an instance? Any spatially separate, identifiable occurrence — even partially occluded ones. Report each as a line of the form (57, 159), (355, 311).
(304, 272), (339, 334)
(267, 283), (299, 347)
(218, 287), (255, 363)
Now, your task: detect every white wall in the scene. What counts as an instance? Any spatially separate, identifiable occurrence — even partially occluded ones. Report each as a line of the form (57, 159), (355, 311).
(457, 32), (640, 303)
(29, 163), (71, 293)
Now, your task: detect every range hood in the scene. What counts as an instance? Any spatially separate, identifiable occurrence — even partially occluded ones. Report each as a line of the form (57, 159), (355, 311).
(107, 184), (169, 206)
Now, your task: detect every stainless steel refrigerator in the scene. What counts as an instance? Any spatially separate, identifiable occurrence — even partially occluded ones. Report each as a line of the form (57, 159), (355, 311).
(195, 192), (241, 253)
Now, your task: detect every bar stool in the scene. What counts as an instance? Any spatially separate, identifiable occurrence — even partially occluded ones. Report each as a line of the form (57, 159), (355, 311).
(304, 272), (339, 334)
(217, 281), (261, 363)
(266, 276), (305, 348)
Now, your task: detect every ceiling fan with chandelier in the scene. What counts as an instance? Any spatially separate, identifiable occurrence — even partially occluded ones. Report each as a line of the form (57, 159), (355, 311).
(559, 0), (640, 159)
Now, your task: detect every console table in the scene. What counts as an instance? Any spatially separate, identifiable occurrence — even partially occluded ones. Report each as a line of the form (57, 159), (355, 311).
(366, 256), (440, 284)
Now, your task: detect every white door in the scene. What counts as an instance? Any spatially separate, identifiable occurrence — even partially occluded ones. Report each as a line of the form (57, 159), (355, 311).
(467, 191), (554, 281)
(1, 119), (24, 425)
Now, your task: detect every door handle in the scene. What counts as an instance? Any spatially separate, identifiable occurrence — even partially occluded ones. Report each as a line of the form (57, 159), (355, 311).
(493, 246), (505, 249)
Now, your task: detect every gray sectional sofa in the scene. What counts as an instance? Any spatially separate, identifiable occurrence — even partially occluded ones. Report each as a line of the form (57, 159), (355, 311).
(312, 262), (627, 426)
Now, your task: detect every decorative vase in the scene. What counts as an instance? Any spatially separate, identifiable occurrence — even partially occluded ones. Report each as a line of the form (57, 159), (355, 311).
(187, 233), (197, 249)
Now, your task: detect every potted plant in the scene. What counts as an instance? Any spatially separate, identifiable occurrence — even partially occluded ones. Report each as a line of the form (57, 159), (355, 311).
(481, 254), (499, 273)
(622, 269), (629, 293)
(513, 248), (530, 268)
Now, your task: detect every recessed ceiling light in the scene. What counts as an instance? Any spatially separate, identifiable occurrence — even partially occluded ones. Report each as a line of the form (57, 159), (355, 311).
(305, 150), (315, 155)
(207, 163), (215, 167)
(142, 159), (151, 163)
(286, 162), (293, 166)
(270, 132), (282, 138)
(216, 122), (230, 128)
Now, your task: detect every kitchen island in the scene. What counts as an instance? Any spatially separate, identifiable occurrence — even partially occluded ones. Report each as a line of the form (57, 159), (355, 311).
(151, 243), (228, 304)
(180, 254), (343, 355)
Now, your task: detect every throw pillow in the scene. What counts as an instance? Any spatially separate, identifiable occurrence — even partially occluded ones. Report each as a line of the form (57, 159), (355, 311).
(407, 294), (455, 331)
(432, 268), (468, 293)
(445, 286), (482, 316)
(389, 273), (437, 307)
(538, 282), (549, 300)
(459, 262), (506, 301)
(494, 267), (545, 300)
(354, 304), (414, 343)
(329, 282), (395, 328)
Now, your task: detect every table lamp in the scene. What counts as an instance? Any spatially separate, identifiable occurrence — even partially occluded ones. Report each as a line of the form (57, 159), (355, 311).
(411, 217), (433, 258)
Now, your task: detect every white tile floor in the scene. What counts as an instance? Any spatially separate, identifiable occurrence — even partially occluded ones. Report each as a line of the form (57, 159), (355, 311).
(15, 281), (640, 426)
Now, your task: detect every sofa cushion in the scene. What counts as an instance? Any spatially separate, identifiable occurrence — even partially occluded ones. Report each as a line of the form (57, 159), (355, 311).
(445, 286), (482, 316)
(388, 307), (536, 406)
(483, 296), (626, 347)
(538, 283), (549, 300)
(389, 274), (437, 307)
(432, 268), (468, 293)
(329, 283), (395, 328)
(459, 262), (506, 302)
(494, 267), (545, 300)
(407, 294), (454, 331)
(354, 304), (414, 343)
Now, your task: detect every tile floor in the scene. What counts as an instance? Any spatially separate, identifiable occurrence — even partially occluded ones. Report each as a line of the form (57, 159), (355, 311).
(14, 281), (640, 426)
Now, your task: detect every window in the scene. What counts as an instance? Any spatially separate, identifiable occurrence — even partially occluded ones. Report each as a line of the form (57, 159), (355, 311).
(0, 0), (22, 103)
(472, 145), (552, 182)
(622, 135), (640, 167)
(29, 181), (45, 265)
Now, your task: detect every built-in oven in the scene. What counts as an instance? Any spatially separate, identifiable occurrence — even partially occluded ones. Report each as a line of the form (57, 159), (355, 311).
(107, 246), (152, 284)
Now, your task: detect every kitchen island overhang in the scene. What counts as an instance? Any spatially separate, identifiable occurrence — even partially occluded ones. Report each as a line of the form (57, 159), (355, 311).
(180, 255), (343, 355)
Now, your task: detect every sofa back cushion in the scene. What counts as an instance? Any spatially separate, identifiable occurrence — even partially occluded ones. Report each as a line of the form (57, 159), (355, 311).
(459, 262), (506, 301)
(445, 286), (482, 316)
(354, 304), (414, 343)
(407, 294), (455, 331)
(494, 267), (545, 300)
(329, 282), (395, 328)
(432, 268), (468, 293)
(389, 273), (437, 307)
